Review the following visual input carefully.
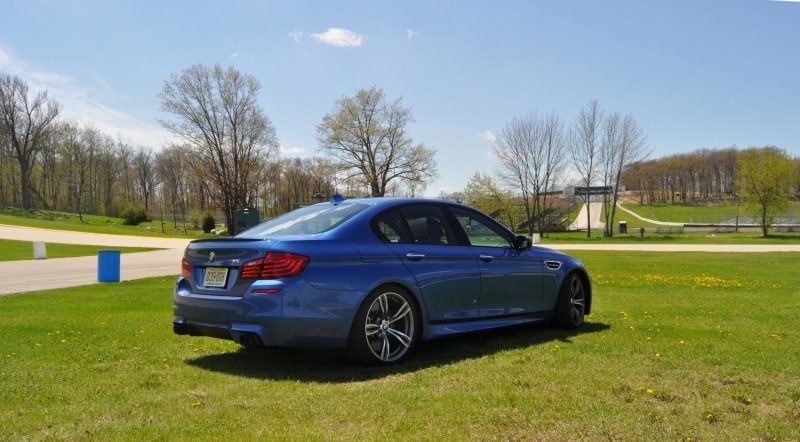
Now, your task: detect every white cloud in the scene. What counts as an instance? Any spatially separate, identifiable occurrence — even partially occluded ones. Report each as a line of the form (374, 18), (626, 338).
(406, 29), (417, 40)
(229, 52), (241, 59)
(479, 130), (497, 143)
(0, 47), (13, 69)
(280, 145), (308, 156)
(310, 28), (364, 47)
(0, 47), (173, 147)
(288, 31), (303, 43)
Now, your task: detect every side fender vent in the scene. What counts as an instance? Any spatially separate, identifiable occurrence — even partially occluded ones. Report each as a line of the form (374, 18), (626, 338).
(545, 260), (562, 270)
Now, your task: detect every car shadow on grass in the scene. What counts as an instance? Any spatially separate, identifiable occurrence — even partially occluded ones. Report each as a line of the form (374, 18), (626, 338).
(186, 321), (610, 383)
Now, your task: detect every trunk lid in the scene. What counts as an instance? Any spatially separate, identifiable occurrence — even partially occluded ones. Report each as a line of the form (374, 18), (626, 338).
(183, 238), (273, 296)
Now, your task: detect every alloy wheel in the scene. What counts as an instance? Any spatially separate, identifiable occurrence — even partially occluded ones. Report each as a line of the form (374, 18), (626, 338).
(364, 291), (414, 362)
(569, 276), (586, 325)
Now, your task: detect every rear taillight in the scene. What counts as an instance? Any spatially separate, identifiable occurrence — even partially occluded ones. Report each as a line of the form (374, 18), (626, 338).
(181, 258), (192, 278)
(262, 252), (310, 278)
(240, 252), (310, 280)
(240, 258), (263, 279)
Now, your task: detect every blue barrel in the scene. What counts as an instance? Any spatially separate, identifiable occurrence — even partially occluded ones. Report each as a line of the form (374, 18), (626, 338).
(98, 250), (121, 282)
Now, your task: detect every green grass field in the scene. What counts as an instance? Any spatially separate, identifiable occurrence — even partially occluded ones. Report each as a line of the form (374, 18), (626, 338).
(620, 198), (800, 224)
(1, 251), (797, 440)
(0, 207), (219, 239)
(0, 239), (158, 262)
(542, 230), (800, 244)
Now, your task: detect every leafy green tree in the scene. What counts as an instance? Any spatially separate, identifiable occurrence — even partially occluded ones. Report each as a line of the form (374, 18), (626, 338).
(736, 146), (797, 237)
(316, 86), (437, 197)
(464, 172), (520, 230)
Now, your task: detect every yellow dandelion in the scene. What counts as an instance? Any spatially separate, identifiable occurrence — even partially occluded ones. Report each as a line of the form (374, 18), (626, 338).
(646, 389), (654, 394)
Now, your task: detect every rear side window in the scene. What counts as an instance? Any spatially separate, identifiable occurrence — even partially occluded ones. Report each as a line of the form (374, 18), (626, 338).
(373, 205), (458, 245)
(375, 210), (412, 243)
(239, 203), (367, 237)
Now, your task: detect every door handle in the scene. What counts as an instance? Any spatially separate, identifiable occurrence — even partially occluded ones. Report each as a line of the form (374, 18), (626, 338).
(479, 254), (494, 262)
(405, 253), (426, 260)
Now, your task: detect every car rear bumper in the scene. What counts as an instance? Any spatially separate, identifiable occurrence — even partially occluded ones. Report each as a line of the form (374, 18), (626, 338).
(172, 277), (364, 348)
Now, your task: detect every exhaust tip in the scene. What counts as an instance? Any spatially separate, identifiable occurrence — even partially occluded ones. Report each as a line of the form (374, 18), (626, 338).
(173, 323), (190, 335)
(239, 332), (264, 349)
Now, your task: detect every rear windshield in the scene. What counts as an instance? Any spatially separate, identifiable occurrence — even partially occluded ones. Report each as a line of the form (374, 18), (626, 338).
(237, 203), (368, 238)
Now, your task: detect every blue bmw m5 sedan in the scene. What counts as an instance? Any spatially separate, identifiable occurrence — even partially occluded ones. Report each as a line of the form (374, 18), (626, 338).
(173, 196), (591, 365)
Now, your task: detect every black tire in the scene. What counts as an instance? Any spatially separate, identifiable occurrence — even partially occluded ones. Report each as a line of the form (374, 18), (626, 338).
(551, 273), (587, 329)
(346, 285), (418, 366)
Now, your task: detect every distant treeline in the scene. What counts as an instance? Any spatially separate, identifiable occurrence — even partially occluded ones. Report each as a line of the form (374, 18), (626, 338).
(0, 120), (344, 223)
(0, 71), (375, 226)
(621, 146), (800, 204)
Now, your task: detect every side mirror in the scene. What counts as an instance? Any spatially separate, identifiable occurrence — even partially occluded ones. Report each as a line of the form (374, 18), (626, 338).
(514, 235), (532, 250)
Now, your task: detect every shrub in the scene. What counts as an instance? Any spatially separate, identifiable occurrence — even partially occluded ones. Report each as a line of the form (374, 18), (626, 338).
(202, 214), (216, 233)
(121, 208), (151, 226)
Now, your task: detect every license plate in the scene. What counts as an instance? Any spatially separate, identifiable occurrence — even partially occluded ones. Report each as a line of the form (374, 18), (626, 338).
(203, 267), (228, 287)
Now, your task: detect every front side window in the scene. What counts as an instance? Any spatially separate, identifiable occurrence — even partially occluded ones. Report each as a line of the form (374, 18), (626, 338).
(239, 203), (367, 237)
(448, 206), (512, 247)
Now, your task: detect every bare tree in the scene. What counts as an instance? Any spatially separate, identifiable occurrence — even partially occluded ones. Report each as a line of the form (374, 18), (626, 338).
(538, 112), (568, 235)
(132, 146), (155, 212)
(37, 128), (61, 210)
(494, 115), (535, 233)
(80, 126), (104, 215)
(159, 64), (278, 234)
(97, 140), (124, 216)
(316, 86), (437, 197)
(569, 100), (602, 237)
(0, 73), (61, 209)
(307, 157), (337, 199)
(600, 113), (648, 236)
(495, 110), (567, 235)
(599, 112), (621, 235)
(57, 122), (92, 221)
(155, 145), (189, 230)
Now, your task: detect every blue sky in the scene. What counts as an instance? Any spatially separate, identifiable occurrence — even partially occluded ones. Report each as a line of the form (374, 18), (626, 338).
(1, 0), (798, 195)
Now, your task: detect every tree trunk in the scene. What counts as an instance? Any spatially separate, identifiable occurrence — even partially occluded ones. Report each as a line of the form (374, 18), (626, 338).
(20, 165), (31, 210)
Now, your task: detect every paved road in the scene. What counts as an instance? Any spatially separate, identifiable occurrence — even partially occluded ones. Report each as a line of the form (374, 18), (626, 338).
(569, 202), (605, 230)
(0, 224), (190, 248)
(1, 224), (799, 297)
(0, 224), (190, 296)
(0, 249), (186, 296)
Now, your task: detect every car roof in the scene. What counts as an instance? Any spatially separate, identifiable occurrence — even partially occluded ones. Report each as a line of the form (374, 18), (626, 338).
(329, 196), (466, 208)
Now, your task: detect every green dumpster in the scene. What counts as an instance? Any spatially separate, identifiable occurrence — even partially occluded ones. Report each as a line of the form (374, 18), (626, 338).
(233, 208), (261, 235)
